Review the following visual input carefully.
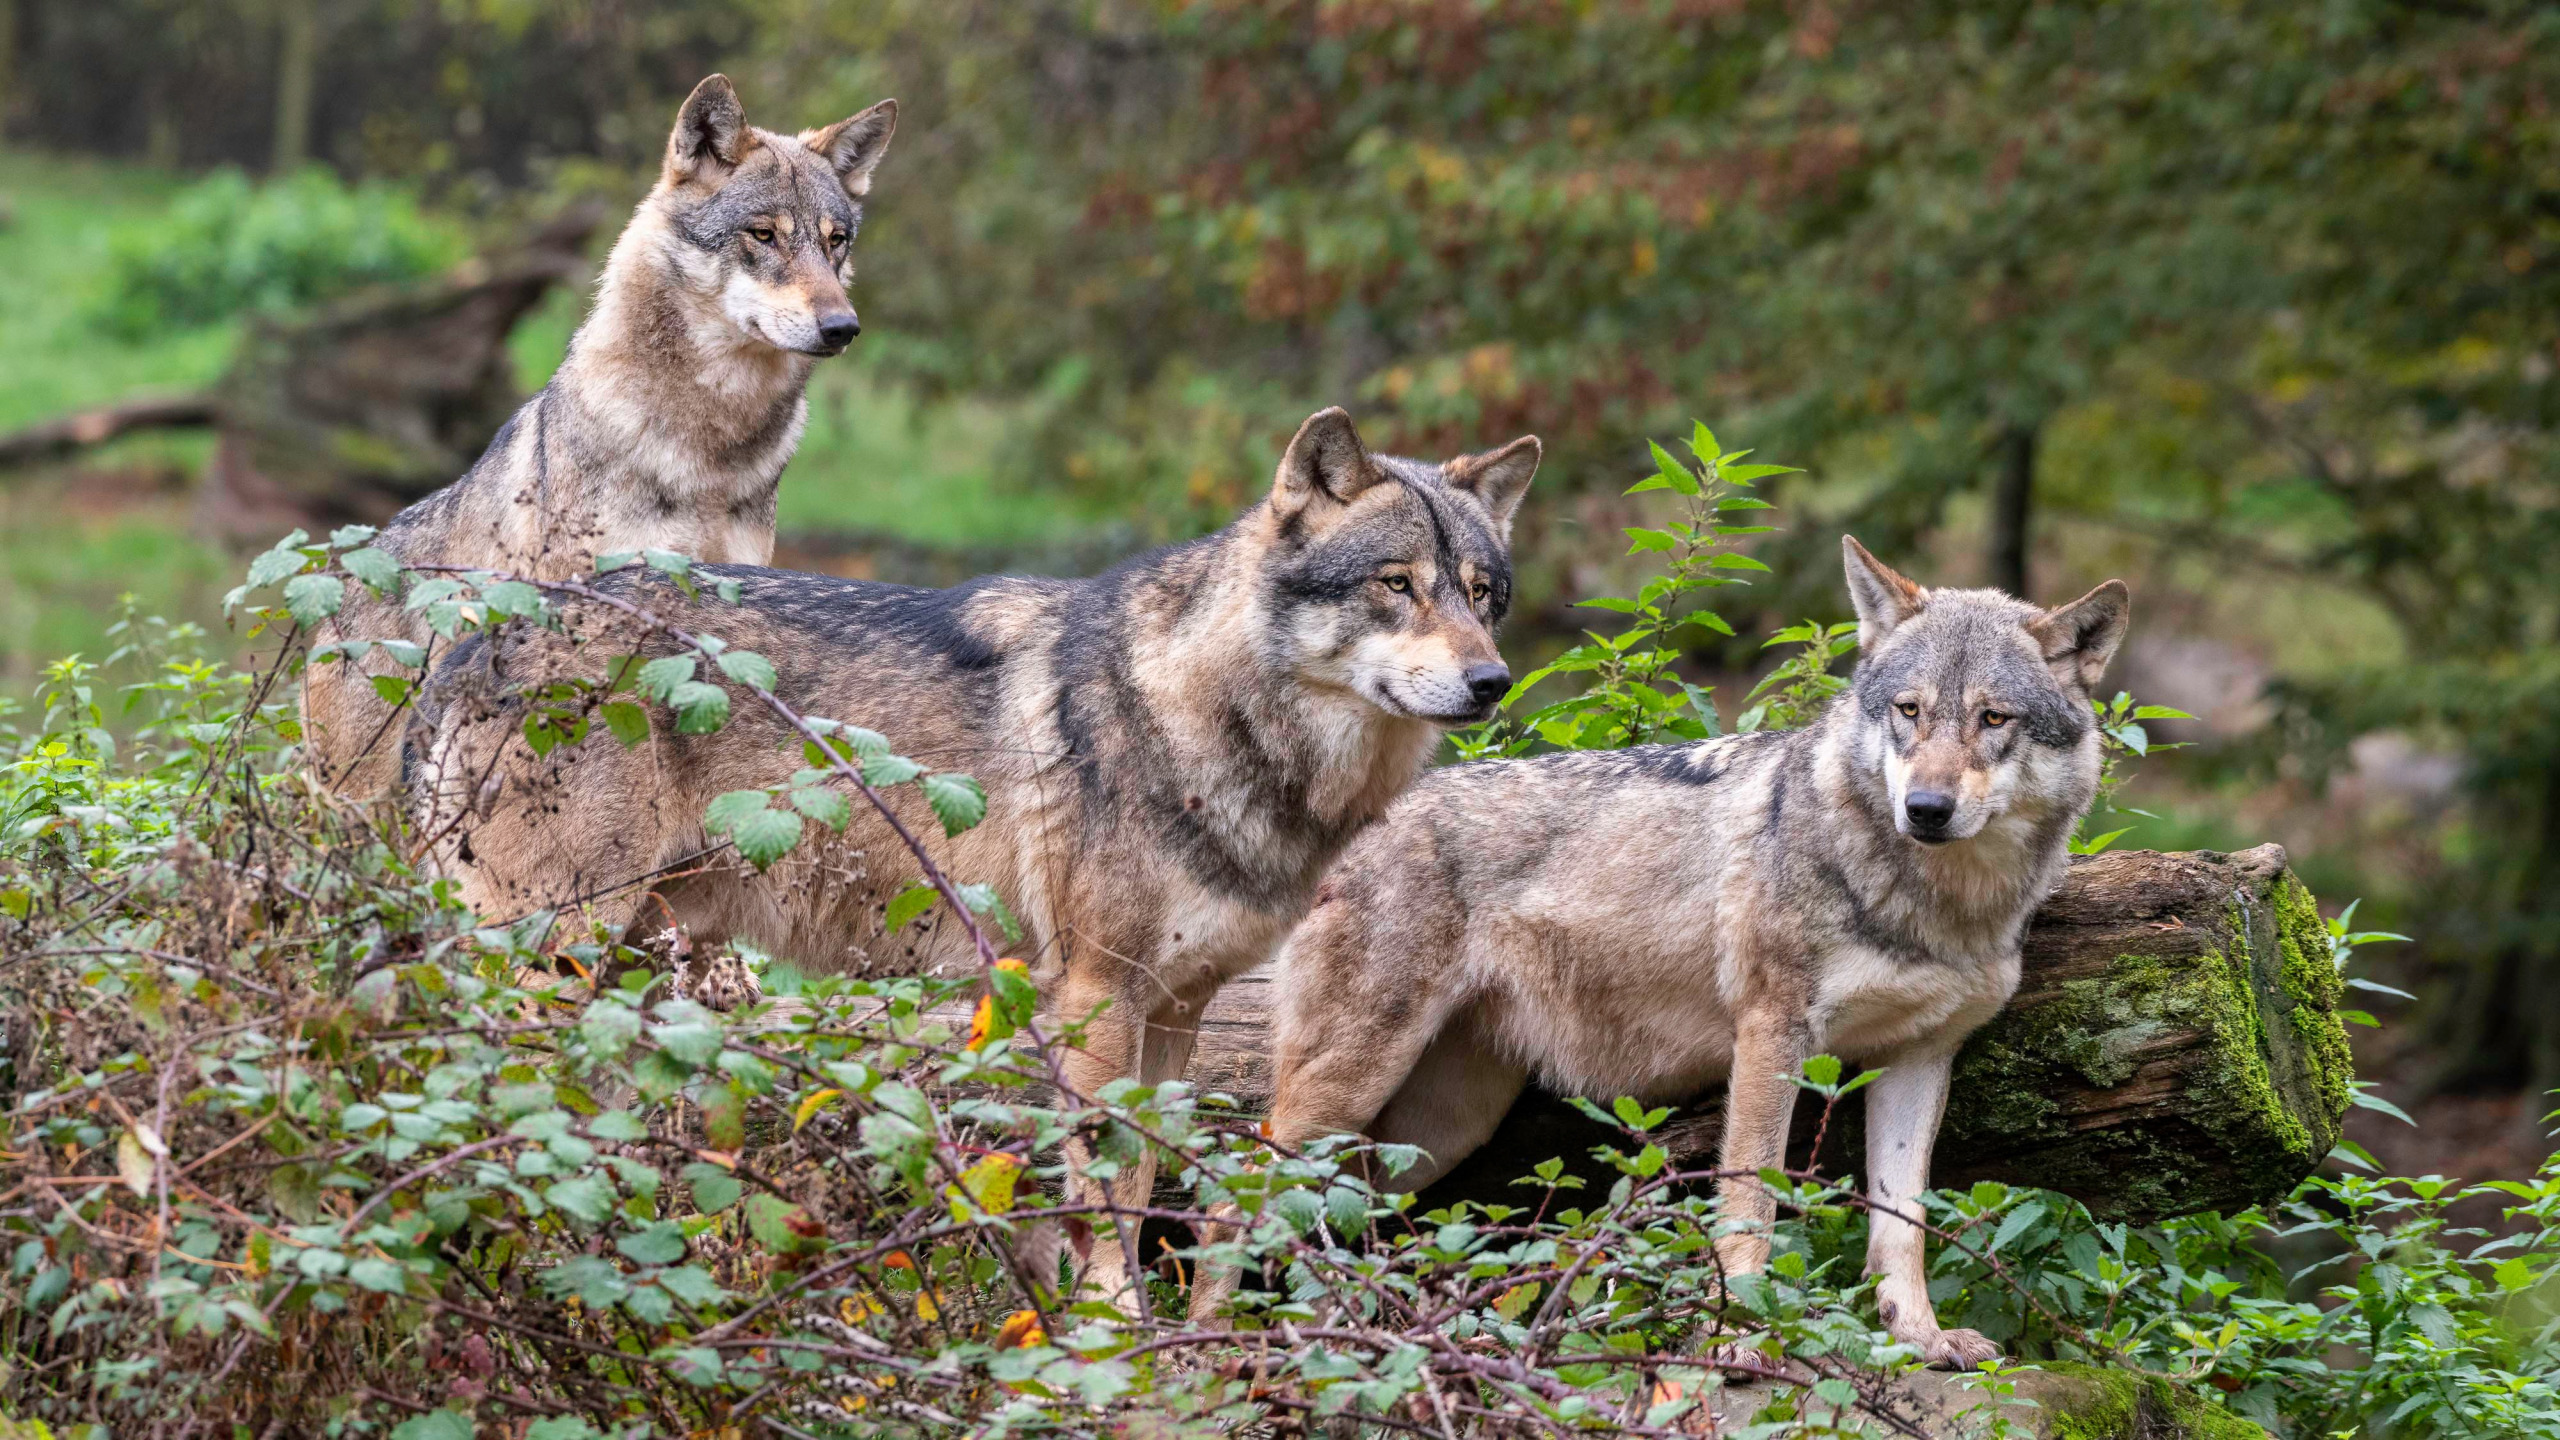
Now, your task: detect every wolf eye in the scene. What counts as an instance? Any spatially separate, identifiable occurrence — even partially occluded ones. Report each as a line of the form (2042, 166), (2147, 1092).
(827, 230), (848, 250)
(1895, 701), (1919, 719)
(746, 225), (776, 244)
(1470, 580), (1490, 603)
(1981, 710), (2009, 728)
(1381, 575), (1411, 594)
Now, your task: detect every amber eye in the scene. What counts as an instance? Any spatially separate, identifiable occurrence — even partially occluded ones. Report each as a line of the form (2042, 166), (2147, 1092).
(1982, 710), (2009, 728)
(1381, 575), (1412, 594)
(827, 230), (849, 250)
(747, 225), (776, 244)
(1896, 701), (1920, 719)
(1470, 580), (1490, 603)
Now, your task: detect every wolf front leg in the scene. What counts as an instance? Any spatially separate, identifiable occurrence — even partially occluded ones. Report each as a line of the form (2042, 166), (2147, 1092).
(1057, 981), (1211, 1316)
(1713, 1005), (1814, 1280)
(1863, 1044), (1999, 1368)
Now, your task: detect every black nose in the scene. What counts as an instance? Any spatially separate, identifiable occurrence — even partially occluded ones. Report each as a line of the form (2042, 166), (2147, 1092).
(1904, 789), (1957, 832)
(816, 312), (860, 348)
(1463, 663), (1512, 708)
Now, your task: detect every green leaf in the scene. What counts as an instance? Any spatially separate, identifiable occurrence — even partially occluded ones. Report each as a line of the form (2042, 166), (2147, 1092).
(746, 1192), (820, 1253)
(790, 784), (851, 831)
(348, 1257), (409, 1294)
(595, 552), (639, 575)
(683, 1163), (742, 1213)
(864, 752), (924, 787)
(390, 1412), (476, 1440)
(340, 547), (403, 591)
(601, 701), (650, 747)
(544, 1175), (614, 1227)
(1706, 553), (1772, 571)
(615, 1222), (686, 1268)
(729, 807), (803, 869)
(246, 536), (311, 589)
(1646, 441), (1701, 496)
(668, 681), (730, 734)
(884, 882), (938, 933)
(716, 649), (777, 691)
(480, 580), (543, 618)
(923, 773), (988, 836)
(282, 574), (344, 625)
(1623, 527), (1678, 554)
(635, 655), (695, 702)
(369, 674), (414, 707)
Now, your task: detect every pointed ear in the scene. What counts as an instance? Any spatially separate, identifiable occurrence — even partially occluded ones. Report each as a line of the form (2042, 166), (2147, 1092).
(1270, 408), (1384, 525)
(1842, 536), (1927, 649)
(2027, 580), (2131, 691)
(666, 75), (751, 184)
(800, 98), (897, 198)
(1445, 435), (1540, 536)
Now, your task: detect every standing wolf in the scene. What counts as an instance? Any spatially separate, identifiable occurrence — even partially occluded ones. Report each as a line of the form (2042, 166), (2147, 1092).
(416, 407), (1539, 1305)
(302, 74), (896, 800)
(1190, 538), (2129, 1365)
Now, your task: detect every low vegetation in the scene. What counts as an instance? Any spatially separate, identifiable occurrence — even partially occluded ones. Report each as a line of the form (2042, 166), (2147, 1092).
(0, 430), (2552, 1437)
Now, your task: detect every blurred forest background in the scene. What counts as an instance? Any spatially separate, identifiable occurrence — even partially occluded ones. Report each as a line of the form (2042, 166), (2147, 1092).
(0, 0), (2554, 1177)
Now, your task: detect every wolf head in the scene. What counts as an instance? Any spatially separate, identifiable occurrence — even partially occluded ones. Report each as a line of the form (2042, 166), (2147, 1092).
(645, 75), (897, 357)
(1256, 408), (1540, 725)
(1840, 536), (2130, 846)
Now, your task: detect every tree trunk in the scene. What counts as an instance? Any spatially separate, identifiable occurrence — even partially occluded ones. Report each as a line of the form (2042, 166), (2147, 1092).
(270, 0), (320, 174)
(1012, 845), (2350, 1224)
(1990, 421), (2035, 598)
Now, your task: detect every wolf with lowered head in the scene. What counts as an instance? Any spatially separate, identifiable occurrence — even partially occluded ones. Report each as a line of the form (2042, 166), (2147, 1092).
(1190, 538), (2129, 1365)
(416, 408), (1540, 1305)
(303, 74), (895, 801)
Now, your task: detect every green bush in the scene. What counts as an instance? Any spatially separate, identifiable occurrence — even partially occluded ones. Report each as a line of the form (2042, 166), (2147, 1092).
(90, 168), (465, 339)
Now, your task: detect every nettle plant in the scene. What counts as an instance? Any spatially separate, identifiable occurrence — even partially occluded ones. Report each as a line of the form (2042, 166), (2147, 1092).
(0, 424), (2550, 1440)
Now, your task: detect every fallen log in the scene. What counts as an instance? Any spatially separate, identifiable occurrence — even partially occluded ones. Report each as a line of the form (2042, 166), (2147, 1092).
(1012, 844), (2349, 1223)
(0, 202), (603, 543)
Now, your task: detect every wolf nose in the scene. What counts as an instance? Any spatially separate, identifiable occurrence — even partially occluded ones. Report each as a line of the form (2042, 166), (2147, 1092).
(816, 311), (860, 348)
(1904, 789), (1958, 833)
(1462, 663), (1512, 708)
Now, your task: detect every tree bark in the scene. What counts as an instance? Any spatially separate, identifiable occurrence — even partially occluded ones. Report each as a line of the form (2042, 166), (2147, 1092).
(1006, 845), (2350, 1224)
(270, 0), (320, 174)
(1990, 421), (2035, 598)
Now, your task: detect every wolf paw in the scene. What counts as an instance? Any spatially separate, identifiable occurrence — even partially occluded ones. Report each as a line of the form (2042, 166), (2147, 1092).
(674, 949), (761, 1012)
(1919, 1326), (2001, 1370)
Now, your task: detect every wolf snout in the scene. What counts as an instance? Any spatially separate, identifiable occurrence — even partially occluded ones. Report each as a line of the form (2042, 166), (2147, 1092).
(814, 310), (861, 350)
(1462, 662), (1512, 710)
(1903, 788), (1958, 839)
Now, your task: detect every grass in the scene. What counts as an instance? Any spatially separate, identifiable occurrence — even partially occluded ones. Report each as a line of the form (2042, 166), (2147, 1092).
(0, 151), (1103, 689)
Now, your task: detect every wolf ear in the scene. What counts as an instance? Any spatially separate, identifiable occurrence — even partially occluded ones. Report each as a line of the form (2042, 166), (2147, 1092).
(1842, 536), (1927, 649)
(2027, 580), (2131, 692)
(666, 75), (752, 184)
(800, 99), (898, 198)
(1271, 408), (1385, 526)
(1446, 435), (1541, 536)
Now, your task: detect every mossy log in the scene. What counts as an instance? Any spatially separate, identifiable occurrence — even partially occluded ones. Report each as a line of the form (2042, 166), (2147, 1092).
(1124, 844), (2350, 1223)
(1707, 1362), (2268, 1438)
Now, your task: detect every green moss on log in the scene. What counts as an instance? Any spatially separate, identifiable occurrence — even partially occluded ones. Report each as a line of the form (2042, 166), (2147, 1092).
(2029, 1363), (2266, 1439)
(1937, 868), (2352, 1221)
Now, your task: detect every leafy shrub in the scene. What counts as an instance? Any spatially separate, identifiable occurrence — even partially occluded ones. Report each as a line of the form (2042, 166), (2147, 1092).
(0, 425), (2551, 1438)
(90, 168), (466, 339)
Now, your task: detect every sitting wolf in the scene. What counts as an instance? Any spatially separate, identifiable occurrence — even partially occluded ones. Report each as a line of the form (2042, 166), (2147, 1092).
(416, 407), (1539, 1306)
(303, 74), (896, 802)
(1190, 537), (2129, 1366)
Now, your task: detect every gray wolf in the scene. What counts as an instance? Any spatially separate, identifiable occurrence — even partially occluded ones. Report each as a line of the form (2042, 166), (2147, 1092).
(301, 73), (896, 801)
(415, 407), (1540, 1306)
(1189, 538), (2129, 1365)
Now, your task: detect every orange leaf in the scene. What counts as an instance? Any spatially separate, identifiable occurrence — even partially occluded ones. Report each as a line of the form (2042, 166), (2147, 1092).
(994, 1308), (1048, 1350)
(966, 994), (996, 1050)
